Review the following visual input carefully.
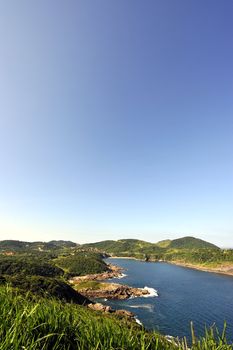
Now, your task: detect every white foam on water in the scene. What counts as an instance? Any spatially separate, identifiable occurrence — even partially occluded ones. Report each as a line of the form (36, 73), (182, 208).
(141, 286), (158, 297)
(128, 304), (154, 311)
(116, 273), (127, 279)
(135, 317), (143, 326)
(128, 305), (139, 308)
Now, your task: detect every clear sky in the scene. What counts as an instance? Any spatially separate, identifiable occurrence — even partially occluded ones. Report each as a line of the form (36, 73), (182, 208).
(0, 1), (232, 247)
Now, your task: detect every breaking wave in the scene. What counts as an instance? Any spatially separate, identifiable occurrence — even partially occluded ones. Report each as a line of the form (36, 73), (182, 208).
(141, 286), (158, 297)
(134, 317), (143, 326)
(116, 273), (127, 279)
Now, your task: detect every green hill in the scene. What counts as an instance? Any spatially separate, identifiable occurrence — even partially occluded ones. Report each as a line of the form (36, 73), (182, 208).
(1, 237), (218, 255)
(0, 237), (223, 269)
(82, 236), (221, 263)
(83, 236), (219, 256)
(83, 239), (163, 259)
(165, 236), (219, 250)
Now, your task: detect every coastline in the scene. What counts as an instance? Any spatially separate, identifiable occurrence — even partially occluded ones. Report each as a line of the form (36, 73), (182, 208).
(69, 263), (124, 283)
(108, 256), (233, 277)
(74, 281), (153, 299)
(69, 263), (157, 299)
(168, 261), (233, 277)
(109, 256), (139, 260)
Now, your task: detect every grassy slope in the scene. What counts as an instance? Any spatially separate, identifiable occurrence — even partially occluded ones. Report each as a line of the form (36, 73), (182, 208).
(0, 285), (171, 350)
(0, 285), (231, 350)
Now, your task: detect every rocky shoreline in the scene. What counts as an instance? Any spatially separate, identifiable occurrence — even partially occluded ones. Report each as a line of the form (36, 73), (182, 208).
(70, 263), (151, 299)
(110, 256), (233, 277)
(87, 302), (135, 319)
(75, 281), (150, 299)
(70, 263), (124, 283)
(169, 261), (233, 276)
(68, 263), (154, 323)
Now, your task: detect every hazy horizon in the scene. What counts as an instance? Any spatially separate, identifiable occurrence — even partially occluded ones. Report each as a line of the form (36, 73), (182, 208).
(0, 1), (232, 247)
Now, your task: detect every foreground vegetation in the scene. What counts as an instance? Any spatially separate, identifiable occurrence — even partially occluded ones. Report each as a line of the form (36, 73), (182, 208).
(0, 285), (232, 350)
(0, 275), (90, 305)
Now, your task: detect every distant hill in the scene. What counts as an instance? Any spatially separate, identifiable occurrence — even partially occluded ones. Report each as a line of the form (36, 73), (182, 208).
(163, 236), (219, 250)
(47, 240), (77, 248)
(83, 238), (163, 257)
(82, 236), (219, 259)
(84, 239), (153, 252)
(0, 236), (219, 254)
(0, 240), (78, 252)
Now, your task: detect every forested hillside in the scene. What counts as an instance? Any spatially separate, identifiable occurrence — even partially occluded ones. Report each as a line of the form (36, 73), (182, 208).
(82, 236), (233, 267)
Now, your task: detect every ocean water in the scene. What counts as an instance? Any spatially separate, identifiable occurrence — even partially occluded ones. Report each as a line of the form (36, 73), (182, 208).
(102, 258), (233, 341)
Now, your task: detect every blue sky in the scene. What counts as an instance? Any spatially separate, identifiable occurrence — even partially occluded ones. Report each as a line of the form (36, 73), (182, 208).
(0, 1), (232, 247)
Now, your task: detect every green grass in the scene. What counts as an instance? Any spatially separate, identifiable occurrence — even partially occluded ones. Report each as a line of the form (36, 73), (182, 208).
(0, 285), (232, 350)
(0, 285), (169, 350)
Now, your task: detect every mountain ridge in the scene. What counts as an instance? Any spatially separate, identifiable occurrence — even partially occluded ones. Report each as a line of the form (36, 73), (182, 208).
(0, 236), (219, 253)
(83, 236), (219, 251)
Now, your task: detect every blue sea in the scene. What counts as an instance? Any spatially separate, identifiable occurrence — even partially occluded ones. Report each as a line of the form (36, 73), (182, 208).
(101, 258), (233, 341)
